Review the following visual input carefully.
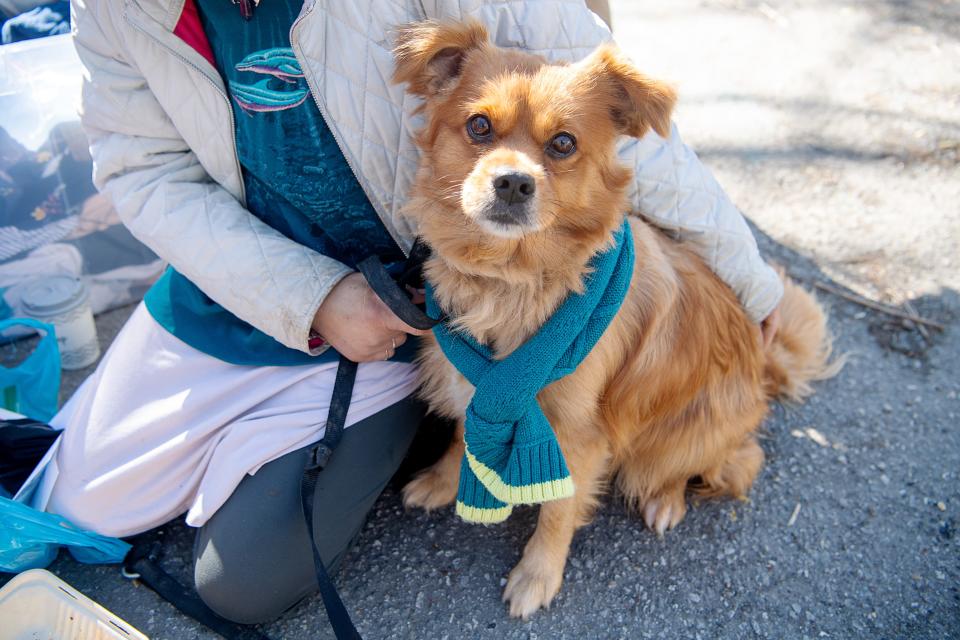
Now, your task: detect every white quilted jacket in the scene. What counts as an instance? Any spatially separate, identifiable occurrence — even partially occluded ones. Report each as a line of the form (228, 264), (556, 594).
(72, 0), (783, 353)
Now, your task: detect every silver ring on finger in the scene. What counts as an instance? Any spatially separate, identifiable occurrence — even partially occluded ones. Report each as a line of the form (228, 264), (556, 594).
(384, 348), (391, 361)
(391, 337), (397, 350)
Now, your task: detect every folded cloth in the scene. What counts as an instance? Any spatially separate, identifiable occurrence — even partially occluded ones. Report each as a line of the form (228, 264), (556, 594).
(1, 1), (69, 44)
(425, 218), (635, 523)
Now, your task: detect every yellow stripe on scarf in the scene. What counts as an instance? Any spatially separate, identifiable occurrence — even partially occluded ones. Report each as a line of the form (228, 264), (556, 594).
(455, 501), (514, 524)
(464, 450), (576, 505)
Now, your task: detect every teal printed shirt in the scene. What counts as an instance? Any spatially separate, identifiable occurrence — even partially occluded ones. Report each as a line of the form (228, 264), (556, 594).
(144, 0), (405, 366)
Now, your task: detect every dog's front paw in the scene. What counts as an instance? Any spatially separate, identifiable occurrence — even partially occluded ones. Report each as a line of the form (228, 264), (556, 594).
(402, 466), (458, 511)
(502, 555), (564, 620)
(642, 485), (688, 536)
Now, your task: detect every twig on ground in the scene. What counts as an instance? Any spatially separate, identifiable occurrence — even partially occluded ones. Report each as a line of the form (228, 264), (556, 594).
(812, 281), (946, 331)
(902, 300), (931, 340)
(787, 502), (801, 527)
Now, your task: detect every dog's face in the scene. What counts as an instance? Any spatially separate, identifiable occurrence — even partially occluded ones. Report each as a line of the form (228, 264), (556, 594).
(394, 22), (676, 260)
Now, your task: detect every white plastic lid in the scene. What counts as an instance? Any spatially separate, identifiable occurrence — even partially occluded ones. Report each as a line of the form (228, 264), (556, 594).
(20, 275), (88, 318)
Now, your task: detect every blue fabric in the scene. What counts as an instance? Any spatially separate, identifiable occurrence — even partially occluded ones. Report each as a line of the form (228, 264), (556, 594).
(145, 267), (322, 366)
(0, 289), (12, 321)
(426, 220), (635, 523)
(1, 2), (70, 45)
(0, 318), (60, 422)
(0, 496), (130, 572)
(144, 0), (404, 366)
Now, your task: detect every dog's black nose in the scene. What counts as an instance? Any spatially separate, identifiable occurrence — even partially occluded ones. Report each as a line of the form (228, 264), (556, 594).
(493, 172), (536, 205)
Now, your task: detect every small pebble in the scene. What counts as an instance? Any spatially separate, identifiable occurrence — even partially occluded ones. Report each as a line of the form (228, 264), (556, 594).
(805, 427), (829, 447)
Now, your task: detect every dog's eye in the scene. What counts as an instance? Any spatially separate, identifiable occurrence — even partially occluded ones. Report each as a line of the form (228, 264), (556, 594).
(547, 133), (577, 159)
(466, 115), (493, 142)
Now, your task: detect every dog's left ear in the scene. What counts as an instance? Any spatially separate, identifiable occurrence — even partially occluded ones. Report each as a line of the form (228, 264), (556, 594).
(579, 44), (677, 138)
(393, 21), (488, 97)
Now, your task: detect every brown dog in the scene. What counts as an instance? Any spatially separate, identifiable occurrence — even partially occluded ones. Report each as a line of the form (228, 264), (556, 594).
(393, 21), (838, 619)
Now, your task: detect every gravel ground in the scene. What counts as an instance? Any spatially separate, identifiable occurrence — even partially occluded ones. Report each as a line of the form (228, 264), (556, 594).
(4, 1), (958, 638)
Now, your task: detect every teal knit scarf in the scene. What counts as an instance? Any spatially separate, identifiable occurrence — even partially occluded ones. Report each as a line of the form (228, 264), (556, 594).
(424, 219), (635, 523)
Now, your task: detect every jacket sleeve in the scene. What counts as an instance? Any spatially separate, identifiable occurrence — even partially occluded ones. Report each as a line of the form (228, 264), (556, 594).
(71, 0), (352, 353)
(432, 0), (784, 322)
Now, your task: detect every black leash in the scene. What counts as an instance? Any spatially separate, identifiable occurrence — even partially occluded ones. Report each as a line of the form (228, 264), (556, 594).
(356, 247), (438, 332)
(124, 363), (362, 640)
(299, 356), (359, 640)
(124, 540), (270, 640)
(125, 246), (437, 640)
(300, 249), (437, 639)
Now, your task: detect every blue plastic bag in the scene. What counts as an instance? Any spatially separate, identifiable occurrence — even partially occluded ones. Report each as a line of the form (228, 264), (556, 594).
(0, 318), (61, 422)
(0, 497), (130, 572)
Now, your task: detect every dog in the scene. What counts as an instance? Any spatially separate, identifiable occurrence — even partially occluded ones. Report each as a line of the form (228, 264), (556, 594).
(392, 21), (838, 619)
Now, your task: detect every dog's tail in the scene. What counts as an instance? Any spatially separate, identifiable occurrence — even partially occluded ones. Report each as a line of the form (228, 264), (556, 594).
(763, 272), (844, 402)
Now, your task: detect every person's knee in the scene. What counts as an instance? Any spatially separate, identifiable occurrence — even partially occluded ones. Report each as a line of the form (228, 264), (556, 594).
(193, 534), (312, 624)
(188, 398), (424, 625)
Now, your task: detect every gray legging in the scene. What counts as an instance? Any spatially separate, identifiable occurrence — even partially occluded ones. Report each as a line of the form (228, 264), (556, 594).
(193, 395), (424, 624)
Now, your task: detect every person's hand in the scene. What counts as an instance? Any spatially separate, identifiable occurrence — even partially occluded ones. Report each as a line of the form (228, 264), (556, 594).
(312, 272), (429, 362)
(760, 304), (782, 349)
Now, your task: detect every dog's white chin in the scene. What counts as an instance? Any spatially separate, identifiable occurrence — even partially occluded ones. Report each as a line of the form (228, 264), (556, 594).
(460, 189), (542, 239)
(474, 217), (542, 239)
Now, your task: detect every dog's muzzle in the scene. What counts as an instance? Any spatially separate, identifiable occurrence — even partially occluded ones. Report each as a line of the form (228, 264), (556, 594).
(485, 169), (536, 227)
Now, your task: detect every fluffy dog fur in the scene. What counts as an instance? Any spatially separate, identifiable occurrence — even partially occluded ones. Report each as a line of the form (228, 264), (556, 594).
(393, 21), (839, 619)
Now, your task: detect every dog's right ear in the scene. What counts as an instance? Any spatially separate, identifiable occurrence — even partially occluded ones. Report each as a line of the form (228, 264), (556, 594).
(577, 44), (677, 139)
(393, 21), (488, 97)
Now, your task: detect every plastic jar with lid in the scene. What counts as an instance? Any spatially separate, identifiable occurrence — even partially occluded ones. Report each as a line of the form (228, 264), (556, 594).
(21, 276), (100, 370)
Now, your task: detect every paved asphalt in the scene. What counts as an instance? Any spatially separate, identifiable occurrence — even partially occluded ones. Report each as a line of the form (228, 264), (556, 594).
(4, 1), (958, 638)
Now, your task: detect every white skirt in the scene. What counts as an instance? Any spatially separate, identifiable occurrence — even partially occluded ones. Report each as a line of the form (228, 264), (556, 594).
(43, 303), (419, 538)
